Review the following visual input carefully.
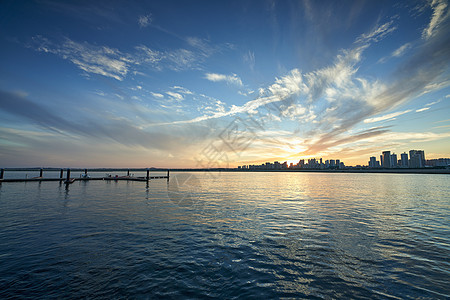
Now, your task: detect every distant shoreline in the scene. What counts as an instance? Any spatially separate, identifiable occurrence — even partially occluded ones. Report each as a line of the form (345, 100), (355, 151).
(2, 167), (449, 174)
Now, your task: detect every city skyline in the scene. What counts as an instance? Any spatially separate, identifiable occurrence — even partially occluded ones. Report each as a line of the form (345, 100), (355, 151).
(1, 1), (450, 168)
(240, 148), (449, 170)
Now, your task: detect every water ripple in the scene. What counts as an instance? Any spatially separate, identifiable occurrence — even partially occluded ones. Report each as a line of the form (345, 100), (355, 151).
(0, 173), (449, 298)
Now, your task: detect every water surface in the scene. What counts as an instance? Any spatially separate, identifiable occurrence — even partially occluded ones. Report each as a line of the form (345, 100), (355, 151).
(0, 172), (449, 298)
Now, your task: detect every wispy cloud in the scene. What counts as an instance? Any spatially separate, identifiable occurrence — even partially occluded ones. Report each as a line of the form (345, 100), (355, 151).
(243, 51), (255, 71)
(364, 110), (412, 123)
(30, 35), (223, 79)
(379, 42), (413, 63)
(172, 85), (194, 95)
(415, 97), (442, 112)
(425, 99), (442, 106)
(205, 73), (243, 86)
(151, 92), (164, 98)
(433, 124), (450, 129)
(32, 36), (131, 80)
(355, 20), (397, 44)
(134, 45), (163, 67)
(186, 37), (216, 57)
(166, 91), (184, 101)
(165, 49), (197, 71)
(392, 43), (412, 57)
(422, 0), (449, 39)
(138, 13), (152, 28)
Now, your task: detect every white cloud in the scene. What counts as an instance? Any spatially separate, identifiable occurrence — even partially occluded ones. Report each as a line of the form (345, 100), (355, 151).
(138, 14), (152, 28)
(172, 85), (193, 95)
(423, 0), (449, 39)
(205, 73), (243, 86)
(425, 99), (441, 106)
(378, 43), (413, 63)
(166, 91), (184, 101)
(416, 99), (441, 112)
(416, 107), (430, 112)
(392, 43), (412, 57)
(281, 104), (307, 120)
(355, 20), (397, 44)
(134, 45), (163, 66)
(32, 35), (222, 79)
(269, 69), (306, 99)
(151, 92), (164, 98)
(32, 36), (131, 81)
(363, 110), (412, 123)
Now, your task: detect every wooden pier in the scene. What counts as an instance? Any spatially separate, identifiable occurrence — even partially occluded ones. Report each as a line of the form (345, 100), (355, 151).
(0, 168), (169, 184)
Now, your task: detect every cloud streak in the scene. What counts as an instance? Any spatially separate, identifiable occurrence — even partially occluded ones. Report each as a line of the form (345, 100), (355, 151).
(392, 43), (412, 57)
(30, 35), (225, 79)
(32, 36), (131, 80)
(364, 110), (412, 123)
(205, 73), (243, 86)
(422, 0), (449, 39)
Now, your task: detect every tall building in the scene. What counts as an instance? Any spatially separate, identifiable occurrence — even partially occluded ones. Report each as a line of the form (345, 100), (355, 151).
(368, 156), (379, 168)
(400, 152), (408, 168)
(298, 159), (305, 168)
(409, 150), (425, 168)
(382, 151), (391, 168)
(390, 153), (398, 168)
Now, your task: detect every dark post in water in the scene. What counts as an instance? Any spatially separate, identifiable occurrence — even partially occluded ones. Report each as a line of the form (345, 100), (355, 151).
(0, 168), (4, 180)
(66, 169), (71, 181)
(146, 168), (150, 181)
(127, 169), (130, 176)
(167, 169), (170, 181)
(60, 169), (64, 179)
(39, 168), (43, 177)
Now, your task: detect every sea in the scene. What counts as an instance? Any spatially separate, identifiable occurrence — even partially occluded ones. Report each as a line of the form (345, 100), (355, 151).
(0, 171), (449, 299)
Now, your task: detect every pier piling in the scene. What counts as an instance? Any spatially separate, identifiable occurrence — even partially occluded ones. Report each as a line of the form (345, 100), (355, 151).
(39, 168), (43, 177)
(167, 170), (170, 181)
(60, 169), (64, 179)
(127, 169), (130, 176)
(146, 169), (150, 181)
(0, 168), (4, 180)
(66, 169), (71, 181)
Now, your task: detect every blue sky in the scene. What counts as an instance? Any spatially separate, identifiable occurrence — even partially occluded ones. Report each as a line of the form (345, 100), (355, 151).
(0, 0), (449, 168)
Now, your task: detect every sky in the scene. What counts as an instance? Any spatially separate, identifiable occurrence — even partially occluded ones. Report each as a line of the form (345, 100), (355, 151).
(0, 0), (449, 168)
